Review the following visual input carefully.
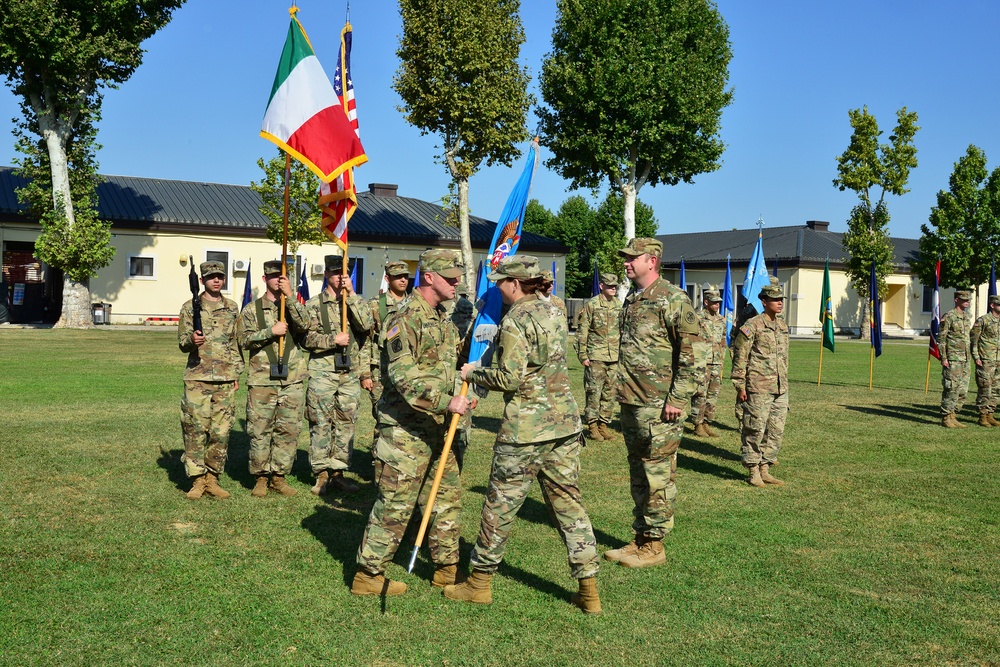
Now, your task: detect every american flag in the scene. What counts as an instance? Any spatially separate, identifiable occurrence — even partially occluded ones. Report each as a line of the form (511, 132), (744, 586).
(320, 22), (360, 251)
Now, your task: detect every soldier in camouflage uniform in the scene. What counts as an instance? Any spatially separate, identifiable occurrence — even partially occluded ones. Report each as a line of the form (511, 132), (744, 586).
(178, 260), (244, 500)
(575, 272), (621, 441)
(352, 249), (472, 597)
(971, 294), (1000, 427)
(367, 261), (411, 430)
(939, 289), (973, 428)
(540, 269), (568, 318)
(443, 286), (478, 468)
(606, 238), (706, 569)
(731, 284), (789, 488)
(446, 256), (601, 614)
(692, 287), (726, 438)
(304, 255), (374, 495)
(732, 275), (781, 428)
(237, 260), (311, 498)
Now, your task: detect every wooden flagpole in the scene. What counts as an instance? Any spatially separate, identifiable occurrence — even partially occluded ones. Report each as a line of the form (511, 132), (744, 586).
(925, 352), (932, 393)
(278, 153), (290, 359)
(868, 347), (874, 390)
(817, 335), (824, 386)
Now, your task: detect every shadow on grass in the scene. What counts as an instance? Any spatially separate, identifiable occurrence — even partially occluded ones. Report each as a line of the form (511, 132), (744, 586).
(677, 452), (744, 481)
(682, 437), (741, 462)
(841, 402), (939, 425)
(156, 448), (187, 491)
(301, 503), (370, 588)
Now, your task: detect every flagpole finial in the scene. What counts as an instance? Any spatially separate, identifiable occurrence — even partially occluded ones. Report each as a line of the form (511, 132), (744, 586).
(756, 214), (765, 229)
(289, 4), (299, 18)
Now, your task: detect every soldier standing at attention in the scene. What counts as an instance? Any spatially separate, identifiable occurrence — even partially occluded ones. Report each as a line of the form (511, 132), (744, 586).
(971, 294), (1000, 427)
(304, 255), (374, 495)
(178, 260), (244, 500)
(447, 256), (601, 614)
(731, 284), (789, 488)
(732, 275), (781, 429)
(940, 288), (974, 428)
(539, 269), (568, 318)
(352, 249), (471, 597)
(237, 260), (311, 498)
(575, 272), (621, 441)
(692, 286), (726, 438)
(367, 261), (411, 433)
(605, 238), (705, 569)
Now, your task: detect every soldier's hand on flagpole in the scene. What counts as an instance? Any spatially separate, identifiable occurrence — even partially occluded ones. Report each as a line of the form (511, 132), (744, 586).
(334, 331), (350, 347)
(277, 276), (294, 298)
(448, 395), (470, 415)
(192, 331), (206, 347)
(460, 362), (476, 380)
(271, 320), (288, 337)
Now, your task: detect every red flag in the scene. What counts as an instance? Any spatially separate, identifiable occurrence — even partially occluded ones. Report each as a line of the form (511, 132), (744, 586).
(319, 22), (359, 251)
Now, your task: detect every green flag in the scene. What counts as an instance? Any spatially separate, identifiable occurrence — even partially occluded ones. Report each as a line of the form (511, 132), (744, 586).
(820, 259), (835, 352)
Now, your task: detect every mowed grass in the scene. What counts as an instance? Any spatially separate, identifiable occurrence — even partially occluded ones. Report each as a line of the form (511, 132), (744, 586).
(0, 328), (998, 666)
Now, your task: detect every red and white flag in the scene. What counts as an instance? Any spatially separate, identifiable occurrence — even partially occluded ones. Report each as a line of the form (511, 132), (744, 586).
(320, 22), (360, 251)
(929, 260), (941, 359)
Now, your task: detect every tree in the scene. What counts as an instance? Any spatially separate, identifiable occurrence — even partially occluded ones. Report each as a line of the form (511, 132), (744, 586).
(250, 150), (327, 257)
(592, 192), (658, 283)
(538, 0), (733, 243)
(914, 145), (1000, 312)
(394, 0), (532, 289)
(833, 106), (919, 337)
(0, 0), (186, 327)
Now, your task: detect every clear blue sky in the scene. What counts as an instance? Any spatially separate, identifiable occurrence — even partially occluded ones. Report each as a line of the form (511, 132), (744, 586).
(2, 0), (999, 241)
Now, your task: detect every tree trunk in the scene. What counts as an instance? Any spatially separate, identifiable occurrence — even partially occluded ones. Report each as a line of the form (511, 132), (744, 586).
(456, 175), (476, 293)
(859, 296), (870, 340)
(41, 118), (94, 327)
(622, 183), (636, 242)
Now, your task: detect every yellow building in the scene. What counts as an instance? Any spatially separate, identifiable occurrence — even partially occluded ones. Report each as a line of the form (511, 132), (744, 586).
(657, 221), (969, 336)
(0, 171), (567, 324)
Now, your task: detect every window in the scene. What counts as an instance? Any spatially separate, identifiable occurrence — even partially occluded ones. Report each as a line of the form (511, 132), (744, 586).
(127, 254), (156, 280)
(353, 257), (365, 296)
(205, 250), (230, 292)
(922, 285), (934, 313)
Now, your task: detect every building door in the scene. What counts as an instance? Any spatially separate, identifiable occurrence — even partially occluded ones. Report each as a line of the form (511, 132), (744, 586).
(884, 283), (906, 328)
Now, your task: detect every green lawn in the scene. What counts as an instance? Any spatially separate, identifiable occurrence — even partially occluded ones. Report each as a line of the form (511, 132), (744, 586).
(0, 329), (997, 666)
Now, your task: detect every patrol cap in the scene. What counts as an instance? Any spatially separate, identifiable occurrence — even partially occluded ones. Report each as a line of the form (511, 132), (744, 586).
(703, 288), (722, 303)
(769, 276), (780, 286)
(200, 261), (226, 278)
(263, 260), (284, 276)
(324, 254), (356, 273)
(619, 237), (663, 258)
(488, 255), (541, 281)
(758, 284), (785, 300)
(418, 249), (464, 278)
(384, 260), (410, 277)
(541, 269), (555, 282)
(600, 272), (619, 287)
(990, 295), (1000, 306)
(955, 288), (972, 301)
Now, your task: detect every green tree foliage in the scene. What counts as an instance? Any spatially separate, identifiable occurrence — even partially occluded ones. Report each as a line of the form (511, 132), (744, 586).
(250, 151), (327, 257)
(523, 193), (658, 298)
(914, 145), (1000, 303)
(394, 0), (532, 289)
(0, 0), (186, 327)
(833, 106), (919, 335)
(538, 0), (732, 241)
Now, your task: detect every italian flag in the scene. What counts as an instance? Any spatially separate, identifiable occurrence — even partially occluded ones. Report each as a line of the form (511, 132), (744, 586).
(260, 11), (367, 183)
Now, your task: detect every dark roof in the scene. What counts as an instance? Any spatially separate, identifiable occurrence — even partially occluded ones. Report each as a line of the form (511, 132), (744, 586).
(657, 223), (920, 271)
(0, 167), (566, 252)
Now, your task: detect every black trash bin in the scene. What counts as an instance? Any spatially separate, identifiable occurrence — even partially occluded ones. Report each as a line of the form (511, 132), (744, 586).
(92, 302), (107, 325)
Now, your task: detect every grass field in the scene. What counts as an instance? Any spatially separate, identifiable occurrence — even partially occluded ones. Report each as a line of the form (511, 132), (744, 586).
(1, 329), (998, 666)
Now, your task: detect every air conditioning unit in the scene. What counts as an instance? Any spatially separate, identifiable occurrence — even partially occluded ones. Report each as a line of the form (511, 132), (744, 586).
(233, 259), (250, 272)
(311, 263), (324, 277)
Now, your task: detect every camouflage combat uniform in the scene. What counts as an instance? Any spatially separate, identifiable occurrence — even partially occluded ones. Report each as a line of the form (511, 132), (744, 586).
(304, 289), (373, 474)
(970, 305), (1000, 416)
(178, 294), (243, 477)
(940, 306), (973, 416)
(367, 290), (406, 410)
(467, 290), (598, 580)
(618, 275), (705, 539)
(731, 311), (789, 467)
(237, 296), (310, 476)
(576, 292), (621, 426)
(445, 293), (477, 468)
(356, 288), (466, 575)
(691, 308), (726, 425)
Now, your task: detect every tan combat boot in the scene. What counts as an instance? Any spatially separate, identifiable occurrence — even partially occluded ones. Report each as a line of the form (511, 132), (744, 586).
(251, 475), (269, 497)
(443, 570), (493, 604)
(186, 474), (207, 500)
(759, 462), (784, 486)
(311, 470), (329, 495)
(431, 564), (465, 588)
(598, 423), (614, 440)
(269, 475), (297, 497)
(747, 464), (766, 488)
(702, 423), (720, 438)
(942, 414), (957, 428)
(979, 413), (994, 427)
(693, 423), (710, 437)
(603, 536), (642, 562)
(587, 422), (605, 441)
(571, 577), (602, 614)
(327, 470), (360, 493)
(619, 539), (666, 569)
(988, 414), (1000, 427)
(203, 472), (231, 499)
(351, 568), (407, 596)
(953, 413), (968, 429)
